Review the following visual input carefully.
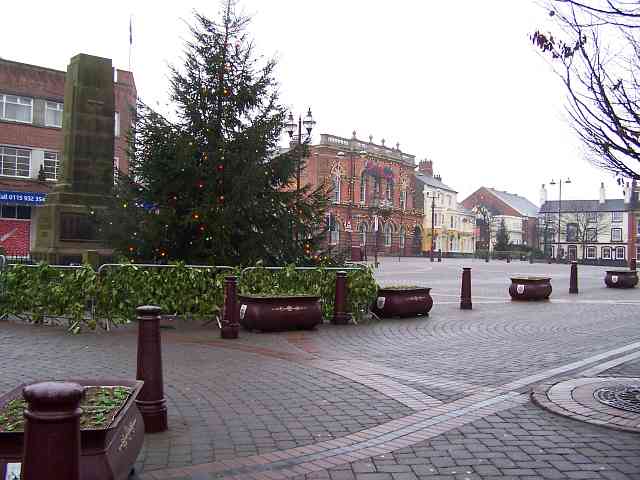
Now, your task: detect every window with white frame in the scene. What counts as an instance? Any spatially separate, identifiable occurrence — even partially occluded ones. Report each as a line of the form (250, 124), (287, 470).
(359, 223), (368, 245)
(602, 246), (611, 259)
(400, 189), (406, 210)
(327, 215), (339, 245)
(586, 228), (597, 242)
(385, 180), (392, 201)
(0, 146), (30, 177)
(611, 228), (622, 242)
(114, 112), (120, 137)
(587, 212), (598, 223)
(612, 211), (623, 223)
(384, 223), (393, 247)
(0, 94), (33, 123)
(399, 226), (405, 249)
(43, 151), (60, 180)
(616, 246), (625, 260)
(45, 101), (63, 127)
(333, 174), (340, 203)
(586, 246), (596, 259)
(359, 176), (366, 204)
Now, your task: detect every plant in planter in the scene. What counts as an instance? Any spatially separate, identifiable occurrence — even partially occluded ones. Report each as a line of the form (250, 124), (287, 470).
(509, 276), (552, 301)
(604, 270), (638, 289)
(372, 285), (433, 318)
(0, 379), (144, 480)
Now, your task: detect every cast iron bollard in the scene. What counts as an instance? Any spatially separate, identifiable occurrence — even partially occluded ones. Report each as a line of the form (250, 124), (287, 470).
(569, 261), (579, 294)
(506, 255), (511, 263)
(221, 276), (240, 339)
(460, 267), (472, 310)
(22, 381), (83, 480)
(331, 271), (351, 325)
(631, 258), (637, 271)
(135, 305), (168, 433)
(437, 250), (442, 262)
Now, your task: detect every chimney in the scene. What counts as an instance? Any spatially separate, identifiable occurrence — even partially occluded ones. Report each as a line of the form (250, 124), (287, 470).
(418, 160), (433, 177)
(540, 184), (547, 206)
(599, 182), (606, 204)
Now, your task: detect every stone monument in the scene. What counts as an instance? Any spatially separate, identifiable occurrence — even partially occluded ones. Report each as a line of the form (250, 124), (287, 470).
(33, 54), (115, 265)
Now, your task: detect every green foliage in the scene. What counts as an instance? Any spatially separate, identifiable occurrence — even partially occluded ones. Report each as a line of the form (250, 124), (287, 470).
(0, 262), (377, 331)
(494, 218), (511, 252)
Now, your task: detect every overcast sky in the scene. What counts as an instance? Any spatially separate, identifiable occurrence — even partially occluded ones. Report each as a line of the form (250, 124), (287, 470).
(2, 0), (627, 205)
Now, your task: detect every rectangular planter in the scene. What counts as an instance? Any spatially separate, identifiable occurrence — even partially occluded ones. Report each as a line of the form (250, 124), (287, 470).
(0, 379), (144, 480)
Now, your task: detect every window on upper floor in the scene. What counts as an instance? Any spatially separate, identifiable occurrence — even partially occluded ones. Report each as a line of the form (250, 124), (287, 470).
(45, 101), (63, 128)
(612, 211), (623, 223)
(0, 94), (33, 124)
(333, 174), (340, 203)
(0, 146), (30, 178)
(450, 216), (454, 228)
(43, 151), (60, 180)
(587, 212), (598, 223)
(400, 189), (406, 210)
(611, 228), (622, 242)
(385, 180), (392, 202)
(360, 176), (366, 204)
(586, 228), (597, 242)
(114, 112), (120, 137)
(566, 223), (578, 242)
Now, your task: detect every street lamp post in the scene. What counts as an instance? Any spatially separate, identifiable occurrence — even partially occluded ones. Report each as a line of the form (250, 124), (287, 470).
(549, 177), (571, 262)
(425, 192), (439, 262)
(285, 108), (316, 195)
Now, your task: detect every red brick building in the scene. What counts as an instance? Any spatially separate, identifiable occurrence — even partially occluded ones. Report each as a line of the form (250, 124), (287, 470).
(0, 57), (136, 256)
(304, 133), (423, 258)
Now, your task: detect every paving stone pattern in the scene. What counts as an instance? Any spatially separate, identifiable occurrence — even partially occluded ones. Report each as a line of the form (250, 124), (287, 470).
(0, 258), (639, 479)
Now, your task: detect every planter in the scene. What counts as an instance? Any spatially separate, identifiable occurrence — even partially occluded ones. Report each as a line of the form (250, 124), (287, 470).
(372, 287), (433, 318)
(509, 276), (552, 301)
(0, 379), (144, 480)
(605, 270), (638, 289)
(238, 295), (322, 332)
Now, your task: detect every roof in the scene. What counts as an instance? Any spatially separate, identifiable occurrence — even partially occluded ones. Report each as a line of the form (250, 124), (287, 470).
(539, 199), (626, 213)
(415, 173), (457, 193)
(487, 188), (538, 217)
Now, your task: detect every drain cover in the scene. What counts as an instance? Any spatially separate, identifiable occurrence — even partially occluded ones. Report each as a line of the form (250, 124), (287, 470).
(594, 385), (640, 414)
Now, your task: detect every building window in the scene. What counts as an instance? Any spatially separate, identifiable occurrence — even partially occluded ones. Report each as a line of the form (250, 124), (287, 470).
(587, 212), (598, 223)
(359, 176), (366, 204)
(0, 205), (31, 219)
(359, 223), (368, 246)
(611, 228), (622, 242)
(612, 211), (623, 223)
(616, 246), (625, 260)
(114, 112), (120, 137)
(0, 94), (33, 123)
(333, 175), (340, 203)
(385, 180), (392, 202)
(586, 246), (596, 259)
(400, 189), (406, 210)
(637, 219), (640, 235)
(327, 215), (339, 245)
(602, 246), (611, 259)
(0, 146), (31, 178)
(45, 101), (63, 127)
(566, 223), (578, 242)
(43, 151), (60, 180)
(586, 228), (597, 242)
(399, 226), (405, 249)
(450, 216), (454, 228)
(384, 223), (393, 247)
(636, 246), (640, 260)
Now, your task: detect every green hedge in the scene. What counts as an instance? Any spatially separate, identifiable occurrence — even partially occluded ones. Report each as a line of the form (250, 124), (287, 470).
(0, 263), (377, 332)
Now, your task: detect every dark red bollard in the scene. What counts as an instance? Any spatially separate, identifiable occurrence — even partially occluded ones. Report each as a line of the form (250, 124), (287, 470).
(630, 258), (637, 271)
(332, 270), (351, 325)
(506, 255), (511, 263)
(569, 261), (579, 294)
(437, 250), (442, 262)
(460, 267), (472, 310)
(221, 276), (240, 339)
(22, 381), (83, 480)
(135, 305), (168, 433)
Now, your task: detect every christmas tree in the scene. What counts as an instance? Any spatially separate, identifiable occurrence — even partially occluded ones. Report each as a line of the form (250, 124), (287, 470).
(98, 2), (328, 264)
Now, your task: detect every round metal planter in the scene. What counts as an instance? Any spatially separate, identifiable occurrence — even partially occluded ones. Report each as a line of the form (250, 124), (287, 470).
(509, 276), (552, 301)
(605, 270), (638, 289)
(372, 287), (433, 318)
(238, 295), (322, 332)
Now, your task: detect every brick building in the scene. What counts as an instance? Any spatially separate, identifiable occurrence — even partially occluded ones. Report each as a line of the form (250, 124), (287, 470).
(461, 187), (539, 251)
(304, 132), (423, 258)
(0, 57), (136, 256)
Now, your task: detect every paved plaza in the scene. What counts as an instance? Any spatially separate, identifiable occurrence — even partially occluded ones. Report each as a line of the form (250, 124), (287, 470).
(1, 257), (640, 479)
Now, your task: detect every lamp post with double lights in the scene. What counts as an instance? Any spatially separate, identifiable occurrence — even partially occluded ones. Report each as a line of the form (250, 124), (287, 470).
(285, 108), (316, 195)
(425, 191), (439, 262)
(549, 177), (571, 261)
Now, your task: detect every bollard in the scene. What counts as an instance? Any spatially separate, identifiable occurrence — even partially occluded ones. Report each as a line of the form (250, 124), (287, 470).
(331, 271), (351, 325)
(569, 261), (579, 294)
(221, 276), (240, 339)
(631, 258), (637, 271)
(135, 305), (168, 433)
(460, 267), (472, 310)
(506, 255), (511, 263)
(22, 381), (83, 480)
(529, 253), (534, 264)
(437, 250), (442, 262)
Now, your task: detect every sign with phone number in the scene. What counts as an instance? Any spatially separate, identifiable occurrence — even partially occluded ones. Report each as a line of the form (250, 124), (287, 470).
(0, 191), (46, 205)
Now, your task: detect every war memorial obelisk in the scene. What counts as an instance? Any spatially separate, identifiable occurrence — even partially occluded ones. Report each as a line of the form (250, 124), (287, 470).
(32, 54), (115, 265)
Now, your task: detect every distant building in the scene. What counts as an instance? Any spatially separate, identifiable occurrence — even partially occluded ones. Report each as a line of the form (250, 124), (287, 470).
(414, 160), (475, 256)
(539, 182), (638, 264)
(461, 187), (539, 251)
(303, 132), (423, 258)
(0, 58), (136, 256)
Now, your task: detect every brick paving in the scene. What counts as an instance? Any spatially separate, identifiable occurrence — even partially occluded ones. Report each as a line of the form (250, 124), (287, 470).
(0, 257), (639, 479)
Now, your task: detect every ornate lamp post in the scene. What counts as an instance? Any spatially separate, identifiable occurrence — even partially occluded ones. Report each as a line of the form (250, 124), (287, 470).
(285, 108), (316, 195)
(549, 177), (571, 261)
(473, 205), (491, 262)
(425, 191), (439, 262)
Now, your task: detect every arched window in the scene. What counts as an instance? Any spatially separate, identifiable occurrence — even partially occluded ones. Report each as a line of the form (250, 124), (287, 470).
(399, 226), (406, 249)
(358, 222), (368, 246)
(360, 176), (367, 204)
(384, 223), (393, 247)
(333, 174), (341, 203)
